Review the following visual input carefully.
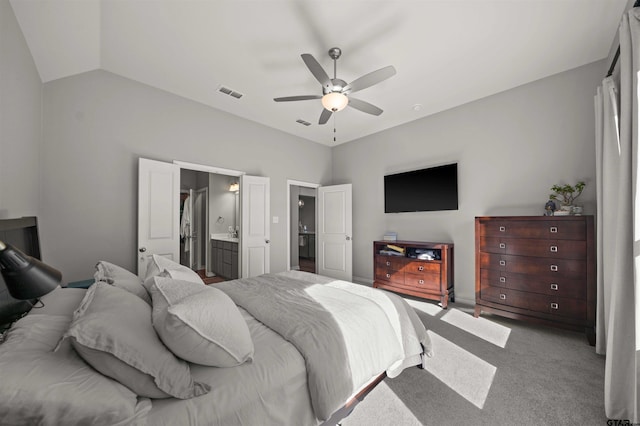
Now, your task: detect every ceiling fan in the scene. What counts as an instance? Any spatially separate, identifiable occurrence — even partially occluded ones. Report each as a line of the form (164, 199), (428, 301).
(274, 47), (396, 125)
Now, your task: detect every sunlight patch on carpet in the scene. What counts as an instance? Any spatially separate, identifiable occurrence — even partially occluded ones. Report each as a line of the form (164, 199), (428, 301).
(340, 382), (423, 426)
(404, 298), (442, 316)
(423, 331), (496, 409)
(440, 308), (511, 348)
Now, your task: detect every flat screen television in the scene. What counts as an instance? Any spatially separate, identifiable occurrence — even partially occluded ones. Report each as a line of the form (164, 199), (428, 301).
(384, 163), (458, 213)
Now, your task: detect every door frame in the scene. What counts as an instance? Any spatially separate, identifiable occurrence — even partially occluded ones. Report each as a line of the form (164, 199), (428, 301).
(286, 179), (319, 272)
(193, 186), (209, 271)
(173, 160), (244, 177)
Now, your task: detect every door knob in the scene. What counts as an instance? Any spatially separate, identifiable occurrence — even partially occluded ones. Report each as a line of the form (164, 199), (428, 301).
(139, 247), (147, 253)
(346, 236), (352, 241)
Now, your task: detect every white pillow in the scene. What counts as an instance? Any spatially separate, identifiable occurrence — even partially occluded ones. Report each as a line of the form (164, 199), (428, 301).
(148, 276), (254, 367)
(94, 260), (151, 304)
(144, 254), (203, 284)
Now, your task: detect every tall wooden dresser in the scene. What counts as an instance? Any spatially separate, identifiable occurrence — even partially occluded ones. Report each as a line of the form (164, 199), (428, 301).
(474, 216), (596, 345)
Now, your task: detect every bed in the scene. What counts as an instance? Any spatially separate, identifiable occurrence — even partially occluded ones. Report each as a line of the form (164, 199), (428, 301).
(0, 255), (432, 426)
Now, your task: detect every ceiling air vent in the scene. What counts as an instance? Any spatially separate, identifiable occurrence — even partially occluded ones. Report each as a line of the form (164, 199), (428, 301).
(217, 85), (243, 99)
(296, 119), (311, 126)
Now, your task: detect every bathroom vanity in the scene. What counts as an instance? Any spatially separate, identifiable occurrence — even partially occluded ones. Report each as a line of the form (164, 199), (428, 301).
(211, 234), (239, 280)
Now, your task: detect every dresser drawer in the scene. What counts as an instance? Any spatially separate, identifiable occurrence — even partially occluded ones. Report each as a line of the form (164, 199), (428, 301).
(479, 252), (585, 280)
(479, 237), (586, 259)
(480, 286), (587, 319)
(405, 272), (440, 291)
(375, 266), (404, 285)
(375, 256), (404, 270)
(403, 260), (440, 275)
(478, 219), (586, 240)
(480, 269), (586, 299)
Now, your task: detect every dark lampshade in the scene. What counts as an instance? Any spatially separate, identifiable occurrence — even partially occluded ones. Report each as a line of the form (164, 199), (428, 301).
(0, 241), (62, 300)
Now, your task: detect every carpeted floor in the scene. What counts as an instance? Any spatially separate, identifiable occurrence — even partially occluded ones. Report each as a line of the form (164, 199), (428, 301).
(342, 299), (607, 426)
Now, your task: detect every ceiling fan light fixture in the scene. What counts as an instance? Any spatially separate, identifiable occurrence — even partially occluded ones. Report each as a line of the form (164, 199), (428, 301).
(322, 92), (348, 112)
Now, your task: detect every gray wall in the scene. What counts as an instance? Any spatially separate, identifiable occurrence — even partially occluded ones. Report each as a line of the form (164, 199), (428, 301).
(40, 70), (332, 281)
(0, 0), (41, 220)
(2, 0), (608, 299)
(333, 60), (605, 303)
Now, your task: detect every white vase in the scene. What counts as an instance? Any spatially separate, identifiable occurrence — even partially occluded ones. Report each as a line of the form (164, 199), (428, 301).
(554, 205), (572, 216)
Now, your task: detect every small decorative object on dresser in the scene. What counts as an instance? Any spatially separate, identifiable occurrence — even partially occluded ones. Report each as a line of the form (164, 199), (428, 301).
(474, 216), (596, 345)
(544, 200), (556, 216)
(373, 240), (454, 308)
(548, 181), (585, 215)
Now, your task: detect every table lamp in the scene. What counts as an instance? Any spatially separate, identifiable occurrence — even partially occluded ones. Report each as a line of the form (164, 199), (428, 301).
(0, 241), (61, 300)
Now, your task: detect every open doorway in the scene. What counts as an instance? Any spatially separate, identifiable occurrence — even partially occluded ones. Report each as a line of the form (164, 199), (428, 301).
(288, 180), (319, 273)
(179, 168), (240, 284)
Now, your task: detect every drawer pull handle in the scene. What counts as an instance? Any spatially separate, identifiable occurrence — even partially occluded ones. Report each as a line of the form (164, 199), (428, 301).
(499, 260), (506, 266)
(499, 226), (506, 232)
(418, 265), (424, 271)
(550, 302), (559, 310)
(550, 265), (558, 272)
(499, 243), (506, 249)
(386, 261), (390, 266)
(550, 245), (558, 252)
(550, 226), (558, 233)
(499, 293), (506, 300)
(550, 283), (558, 290)
(418, 279), (424, 285)
(499, 276), (506, 283)
(386, 273), (390, 278)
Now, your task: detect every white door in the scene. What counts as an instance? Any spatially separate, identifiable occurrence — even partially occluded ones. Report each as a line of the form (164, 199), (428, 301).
(137, 158), (180, 277)
(241, 175), (270, 278)
(317, 184), (352, 281)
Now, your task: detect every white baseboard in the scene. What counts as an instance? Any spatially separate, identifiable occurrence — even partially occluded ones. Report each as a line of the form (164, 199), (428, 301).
(352, 276), (373, 286)
(454, 296), (475, 306)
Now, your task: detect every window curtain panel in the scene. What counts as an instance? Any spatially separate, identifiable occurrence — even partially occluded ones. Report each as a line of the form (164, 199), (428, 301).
(594, 7), (640, 422)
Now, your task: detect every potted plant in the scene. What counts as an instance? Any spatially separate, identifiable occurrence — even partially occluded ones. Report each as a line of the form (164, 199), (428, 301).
(549, 181), (585, 213)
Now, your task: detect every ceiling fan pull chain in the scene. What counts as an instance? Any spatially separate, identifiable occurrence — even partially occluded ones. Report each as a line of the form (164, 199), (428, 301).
(333, 116), (337, 143)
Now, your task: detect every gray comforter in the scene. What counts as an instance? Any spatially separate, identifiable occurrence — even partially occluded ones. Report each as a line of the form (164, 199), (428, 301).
(216, 271), (432, 421)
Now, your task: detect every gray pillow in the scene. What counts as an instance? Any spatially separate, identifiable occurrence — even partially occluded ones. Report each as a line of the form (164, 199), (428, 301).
(148, 276), (254, 367)
(0, 313), (150, 425)
(94, 260), (151, 304)
(63, 282), (210, 399)
(144, 254), (204, 284)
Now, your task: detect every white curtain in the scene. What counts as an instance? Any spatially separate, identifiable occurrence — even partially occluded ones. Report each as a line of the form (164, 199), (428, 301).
(594, 7), (640, 422)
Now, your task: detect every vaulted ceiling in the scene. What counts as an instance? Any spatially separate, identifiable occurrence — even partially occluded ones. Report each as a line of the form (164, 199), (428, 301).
(10, 0), (627, 145)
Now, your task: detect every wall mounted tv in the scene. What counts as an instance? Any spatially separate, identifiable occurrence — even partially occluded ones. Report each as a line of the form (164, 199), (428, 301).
(384, 163), (458, 213)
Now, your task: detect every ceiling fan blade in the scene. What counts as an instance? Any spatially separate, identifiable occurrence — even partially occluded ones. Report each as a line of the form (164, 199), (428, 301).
(348, 97), (383, 116)
(301, 54), (332, 89)
(344, 65), (396, 94)
(274, 95), (322, 102)
(319, 108), (332, 124)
